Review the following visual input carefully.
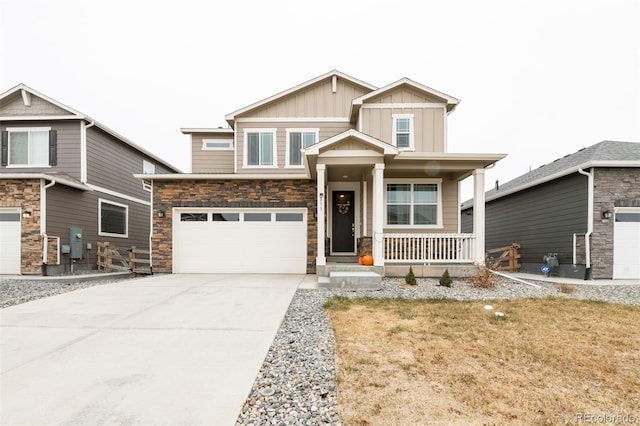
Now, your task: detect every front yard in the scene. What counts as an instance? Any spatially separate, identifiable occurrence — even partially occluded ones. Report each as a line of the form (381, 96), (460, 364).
(325, 296), (640, 425)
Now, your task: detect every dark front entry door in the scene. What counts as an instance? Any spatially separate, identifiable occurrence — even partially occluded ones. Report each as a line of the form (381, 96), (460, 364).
(332, 191), (355, 253)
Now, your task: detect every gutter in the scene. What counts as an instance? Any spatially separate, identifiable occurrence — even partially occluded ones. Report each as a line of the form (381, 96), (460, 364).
(577, 167), (593, 279)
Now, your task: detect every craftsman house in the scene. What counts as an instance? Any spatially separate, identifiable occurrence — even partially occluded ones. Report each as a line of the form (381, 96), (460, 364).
(142, 70), (505, 277)
(461, 141), (640, 280)
(0, 84), (179, 275)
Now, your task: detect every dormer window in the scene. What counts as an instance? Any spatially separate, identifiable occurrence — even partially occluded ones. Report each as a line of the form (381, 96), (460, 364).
(392, 114), (414, 150)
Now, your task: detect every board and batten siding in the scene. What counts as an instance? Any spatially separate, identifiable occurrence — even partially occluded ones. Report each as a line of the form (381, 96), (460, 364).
(247, 79), (369, 118)
(191, 133), (234, 173)
(464, 173), (588, 272)
(235, 121), (353, 173)
(46, 184), (151, 266)
(360, 107), (445, 152)
(0, 120), (81, 178)
(86, 126), (156, 200)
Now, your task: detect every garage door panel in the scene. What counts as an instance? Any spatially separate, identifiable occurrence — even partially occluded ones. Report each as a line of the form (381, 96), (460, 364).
(173, 209), (307, 274)
(0, 209), (21, 275)
(613, 210), (640, 279)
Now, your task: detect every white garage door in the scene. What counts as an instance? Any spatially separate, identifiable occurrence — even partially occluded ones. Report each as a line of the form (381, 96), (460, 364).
(613, 208), (640, 279)
(173, 208), (307, 274)
(0, 208), (21, 275)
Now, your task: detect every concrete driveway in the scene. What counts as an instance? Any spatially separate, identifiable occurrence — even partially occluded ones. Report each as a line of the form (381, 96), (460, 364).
(1, 274), (304, 426)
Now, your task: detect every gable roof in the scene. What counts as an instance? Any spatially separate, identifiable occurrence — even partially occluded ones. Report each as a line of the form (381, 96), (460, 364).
(463, 140), (640, 207)
(303, 129), (399, 156)
(352, 77), (460, 109)
(0, 83), (181, 172)
(224, 70), (377, 127)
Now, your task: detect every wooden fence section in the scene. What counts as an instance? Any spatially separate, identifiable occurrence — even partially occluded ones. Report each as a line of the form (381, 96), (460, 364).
(97, 242), (152, 274)
(487, 243), (521, 272)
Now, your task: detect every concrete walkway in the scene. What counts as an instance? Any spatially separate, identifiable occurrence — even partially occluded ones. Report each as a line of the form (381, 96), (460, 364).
(1, 274), (304, 426)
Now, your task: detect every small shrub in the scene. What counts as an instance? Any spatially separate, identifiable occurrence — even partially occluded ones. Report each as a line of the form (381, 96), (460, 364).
(468, 263), (498, 289)
(439, 269), (453, 287)
(405, 266), (417, 285)
(556, 283), (577, 294)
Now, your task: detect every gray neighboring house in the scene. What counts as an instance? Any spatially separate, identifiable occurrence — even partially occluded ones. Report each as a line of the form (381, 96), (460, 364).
(461, 141), (640, 280)
(0, 84), (180, 275)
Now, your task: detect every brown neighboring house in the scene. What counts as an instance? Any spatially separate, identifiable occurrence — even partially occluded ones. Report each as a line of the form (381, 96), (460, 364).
(0, 84), (180, 275)
(140, 70), (506, 277)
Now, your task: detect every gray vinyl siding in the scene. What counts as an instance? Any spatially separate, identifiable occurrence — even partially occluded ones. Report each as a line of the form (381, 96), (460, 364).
(0, 120), (81, 178)
(46, 184), (150, 266)
(465, 173), (588, 267)
(86, 126), (155, 200)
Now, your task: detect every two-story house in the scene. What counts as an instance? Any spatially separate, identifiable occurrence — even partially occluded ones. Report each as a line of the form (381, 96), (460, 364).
(141, 70), (505, 277)
(0, 84), (180, 275)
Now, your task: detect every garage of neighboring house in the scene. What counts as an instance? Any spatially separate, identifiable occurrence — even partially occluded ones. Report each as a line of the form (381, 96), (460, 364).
(0, 207), (21, 274)
(172, 208), (308, 274)
(613, 207), (640, 279)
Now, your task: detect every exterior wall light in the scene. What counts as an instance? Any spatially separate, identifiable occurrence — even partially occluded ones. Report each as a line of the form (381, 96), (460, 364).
(22, 208), (33, 218)
(157, 208), (166, 218)
(602, 209), (612, 220)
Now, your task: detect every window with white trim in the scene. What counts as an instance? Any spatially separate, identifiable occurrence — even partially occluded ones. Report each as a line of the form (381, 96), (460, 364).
(392, 114), (414, 150)
(202, 139), (233, 150)
(244, 129), (277, 167)
(142, 160), (155, 174)
(386, 180), (441, 226)
(286, 129), (318, 167)
(99, 199), (128, 237)
(6, 127), (50, 166)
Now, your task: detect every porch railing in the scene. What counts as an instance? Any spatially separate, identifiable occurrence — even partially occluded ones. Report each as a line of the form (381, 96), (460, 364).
(383, 233), (476, 263)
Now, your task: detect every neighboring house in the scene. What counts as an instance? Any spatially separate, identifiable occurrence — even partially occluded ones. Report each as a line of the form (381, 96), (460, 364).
(461, 141), (640, 280)
(0, 84), (180, 275)
(140, 70), (505, 276)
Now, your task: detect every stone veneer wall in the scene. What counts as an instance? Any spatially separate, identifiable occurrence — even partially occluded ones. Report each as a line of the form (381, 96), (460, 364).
(591, 168), (640, 279)
(0, 179), (42, 274)
(152, 179), (317, 273)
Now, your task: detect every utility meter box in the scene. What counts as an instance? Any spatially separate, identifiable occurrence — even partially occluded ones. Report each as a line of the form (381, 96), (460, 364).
(69, 227), (83, 259)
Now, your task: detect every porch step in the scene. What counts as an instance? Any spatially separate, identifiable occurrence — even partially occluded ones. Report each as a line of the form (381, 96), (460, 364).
(327, 271), (382, 290)
(326, 256), (359, 263)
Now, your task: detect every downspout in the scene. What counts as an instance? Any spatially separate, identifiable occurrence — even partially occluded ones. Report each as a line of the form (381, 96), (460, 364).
(578, 167), (593, 280)
(80, 120), (95, 183)
(41, 179), (56, 275)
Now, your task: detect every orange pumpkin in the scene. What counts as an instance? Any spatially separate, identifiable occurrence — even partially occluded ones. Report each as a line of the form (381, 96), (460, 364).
(362, 255), (373, 265)
(358, 256), (364, 265)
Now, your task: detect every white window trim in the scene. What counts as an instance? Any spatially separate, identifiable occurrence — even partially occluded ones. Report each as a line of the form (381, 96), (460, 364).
(142, 179), (152, 192)
(6, 126), (51, 167)
(384, 178), (443, 228)
(243, 128), (278, 168)
(202, 138), (233, 151)
(285, 128), (319, 168)
(142, 159), (155, 174)
(98, 198), (129, 238)
(391, 114), (415, 151)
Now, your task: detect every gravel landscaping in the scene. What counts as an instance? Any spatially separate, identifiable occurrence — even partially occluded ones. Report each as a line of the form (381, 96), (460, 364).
(3, 274), (639, 426)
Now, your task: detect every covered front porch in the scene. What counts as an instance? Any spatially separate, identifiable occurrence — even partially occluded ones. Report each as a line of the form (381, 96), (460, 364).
(302, 129), (504, 277)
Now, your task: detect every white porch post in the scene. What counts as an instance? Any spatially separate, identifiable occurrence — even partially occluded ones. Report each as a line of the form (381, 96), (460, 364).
(372, 163), (385, 266)
(473, 168), (486, 265)
(316, 164), (326, 267)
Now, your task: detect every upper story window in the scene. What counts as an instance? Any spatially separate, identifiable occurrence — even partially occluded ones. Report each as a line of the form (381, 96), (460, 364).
(385, 180), (441, 227)
(142, 160), (155, 174)
(202, 139), (233, 150)
(2, 127), (53, 167)
(286, 129), (318, 167)
(244, 129), (277, 167)
(392, 114), (414, 150)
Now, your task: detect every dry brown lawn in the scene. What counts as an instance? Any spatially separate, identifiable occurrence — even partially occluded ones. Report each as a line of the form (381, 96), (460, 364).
(324, 296), (640, 426)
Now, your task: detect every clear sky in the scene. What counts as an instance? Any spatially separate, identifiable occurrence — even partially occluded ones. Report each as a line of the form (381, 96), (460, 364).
(2, 0), (639, 200)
